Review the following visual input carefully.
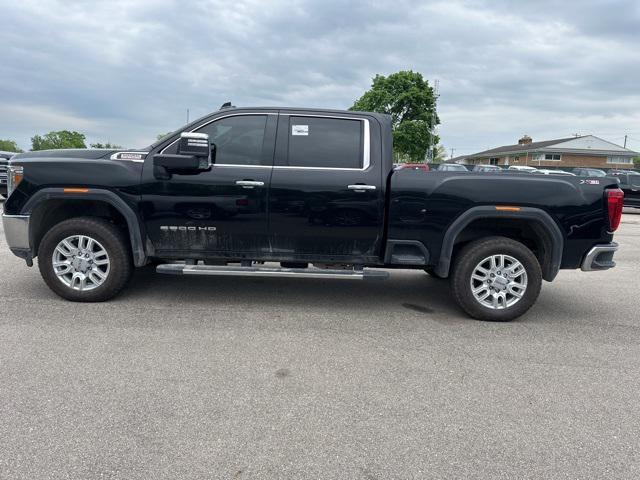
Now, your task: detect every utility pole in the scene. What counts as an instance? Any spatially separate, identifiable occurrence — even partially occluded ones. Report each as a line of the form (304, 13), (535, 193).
(426, 79), (440, 163)
(450, 147), (455, 159)
(624, 135), (627, 148)
(187, 108), (190, 123)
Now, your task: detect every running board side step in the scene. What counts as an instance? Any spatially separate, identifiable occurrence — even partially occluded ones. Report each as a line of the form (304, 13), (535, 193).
(156, 264), (389, 280)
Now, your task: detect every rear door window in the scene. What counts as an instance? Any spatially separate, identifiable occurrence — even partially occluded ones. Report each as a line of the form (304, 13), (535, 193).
(286, 116), (363, 169)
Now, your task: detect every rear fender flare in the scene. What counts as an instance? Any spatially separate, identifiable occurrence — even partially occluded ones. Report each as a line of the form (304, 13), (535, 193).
(434, 206), (564, 281)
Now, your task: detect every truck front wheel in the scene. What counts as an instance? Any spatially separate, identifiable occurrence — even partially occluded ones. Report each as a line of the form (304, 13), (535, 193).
(38, 217), (133, 302)
(451, 236), (542, 321)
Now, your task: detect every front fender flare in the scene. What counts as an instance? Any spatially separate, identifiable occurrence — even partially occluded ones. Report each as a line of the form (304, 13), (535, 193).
(21, 188), (147, 267)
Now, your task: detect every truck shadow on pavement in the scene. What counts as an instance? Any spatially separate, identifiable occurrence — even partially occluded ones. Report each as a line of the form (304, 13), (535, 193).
(122, 266), (469, 323)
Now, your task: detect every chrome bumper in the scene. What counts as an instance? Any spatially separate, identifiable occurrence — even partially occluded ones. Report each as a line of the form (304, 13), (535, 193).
(581, 242), (618, 272)
(2, 213), (32, 260)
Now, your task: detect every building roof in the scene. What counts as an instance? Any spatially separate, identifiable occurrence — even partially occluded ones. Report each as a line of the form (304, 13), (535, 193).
(468, 135), (638, 158)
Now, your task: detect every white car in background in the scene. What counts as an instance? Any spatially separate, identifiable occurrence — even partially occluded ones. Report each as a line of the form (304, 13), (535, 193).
(507, 165), (537, 172)
(532, 169), (575, 176)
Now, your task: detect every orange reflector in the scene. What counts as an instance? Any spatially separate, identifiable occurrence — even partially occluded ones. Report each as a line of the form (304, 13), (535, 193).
(63, 188), (89, 193)
(495, 206), (521, 212)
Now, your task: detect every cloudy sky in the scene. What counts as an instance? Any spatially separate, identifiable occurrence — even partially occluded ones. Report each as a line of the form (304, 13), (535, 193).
(1, 0), (639, 155)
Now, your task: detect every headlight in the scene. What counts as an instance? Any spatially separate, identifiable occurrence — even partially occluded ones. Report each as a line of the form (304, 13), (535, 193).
(7, 165), (23, 197)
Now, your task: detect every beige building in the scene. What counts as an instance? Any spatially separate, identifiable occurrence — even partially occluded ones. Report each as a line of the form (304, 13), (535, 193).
(464, 135), (638, 169)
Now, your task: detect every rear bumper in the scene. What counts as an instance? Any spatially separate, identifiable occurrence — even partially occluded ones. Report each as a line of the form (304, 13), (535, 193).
(581, 242), (618, 272)
(2, 213), (33, 261)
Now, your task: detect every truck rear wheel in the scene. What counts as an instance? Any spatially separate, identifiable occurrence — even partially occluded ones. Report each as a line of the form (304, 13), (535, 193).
(451, 236), (542, 321)
(38, 217), (133, 302)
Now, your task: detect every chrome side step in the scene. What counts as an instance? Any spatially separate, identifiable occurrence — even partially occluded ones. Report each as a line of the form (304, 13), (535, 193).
(156, 264), (389, 280)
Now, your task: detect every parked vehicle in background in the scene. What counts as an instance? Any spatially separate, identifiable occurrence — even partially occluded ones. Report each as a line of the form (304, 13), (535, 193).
(532, 169), (575, 176)
(616, 173), (640, 208)
(0, 151), (18, 198)
(397, 163), (430, 171)
(609, 169), (640, 176)
(508, 165), (537, 172)
(472, 164), (502, 173)
(573, 167), (607, 177)
(2, 105), (624, 322)
(437, 163), (469, 172)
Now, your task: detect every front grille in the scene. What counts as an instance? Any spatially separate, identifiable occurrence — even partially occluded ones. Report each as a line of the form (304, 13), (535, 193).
(0, 165), (7, 184)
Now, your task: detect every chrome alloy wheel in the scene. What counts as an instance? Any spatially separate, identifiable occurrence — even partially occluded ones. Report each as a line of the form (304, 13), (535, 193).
(52, 235), (110, 291)
(470, 254), (528, 310)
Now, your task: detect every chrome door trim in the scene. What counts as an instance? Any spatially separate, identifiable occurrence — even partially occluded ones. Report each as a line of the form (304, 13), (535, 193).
(160, 111), (372, 172)
(276, 114), (371, 171)
(160, 112), (277, 154)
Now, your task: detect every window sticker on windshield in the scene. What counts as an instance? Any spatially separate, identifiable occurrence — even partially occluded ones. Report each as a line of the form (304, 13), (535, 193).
(292, 125), (309, 136)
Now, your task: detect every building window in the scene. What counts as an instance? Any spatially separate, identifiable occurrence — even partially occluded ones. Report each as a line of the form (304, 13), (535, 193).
(489, 157), (499, 165)
(533, 153), (561, 161)
(607, 156), (633, 164)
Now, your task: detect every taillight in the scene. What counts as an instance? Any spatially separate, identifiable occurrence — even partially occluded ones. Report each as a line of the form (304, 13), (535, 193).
(606, 188), (624, 232)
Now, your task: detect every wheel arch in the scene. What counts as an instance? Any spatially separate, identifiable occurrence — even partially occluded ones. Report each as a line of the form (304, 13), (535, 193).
(22, 188), (147, 267)
(434, 206), (564, 281)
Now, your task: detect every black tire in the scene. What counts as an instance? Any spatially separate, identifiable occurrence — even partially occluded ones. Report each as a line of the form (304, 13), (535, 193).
(451, 236), (542, 321)
(38, 217), (133, 302)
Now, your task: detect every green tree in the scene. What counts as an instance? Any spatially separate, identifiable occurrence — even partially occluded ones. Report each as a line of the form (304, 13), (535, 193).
(157, 132), (173, 141)
(634, 156), (640, 168)
(0, 139), (23, 153)
(90, 142), (122, 149)
(350, 70), (439, 162)
(31, 130), (86, 150)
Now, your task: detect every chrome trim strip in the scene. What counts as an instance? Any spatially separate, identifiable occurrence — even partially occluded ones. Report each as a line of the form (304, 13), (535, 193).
(278, 114), (371, 171)
(181, 132), (208, 139)
(157, 263), (389, 280)
(581, 243), (619, 271)
(213, 164), (272, 169)
(2, 213), (30, 250)
(161, 112), (372, 172)
(160, 112), (277, 154)
(348, 184), (376, 191)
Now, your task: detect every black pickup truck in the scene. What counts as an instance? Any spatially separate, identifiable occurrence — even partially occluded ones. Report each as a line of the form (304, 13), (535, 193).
(2, 106), (624, 321)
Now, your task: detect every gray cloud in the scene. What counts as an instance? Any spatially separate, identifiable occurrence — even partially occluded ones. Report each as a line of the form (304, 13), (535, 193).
(1, 0), (639, 153)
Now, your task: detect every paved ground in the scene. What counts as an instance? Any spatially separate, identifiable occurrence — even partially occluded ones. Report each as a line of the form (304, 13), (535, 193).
(1, 204), (639, 479)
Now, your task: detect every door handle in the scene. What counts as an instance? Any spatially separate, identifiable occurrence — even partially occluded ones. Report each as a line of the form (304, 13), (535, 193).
(348, 184), (376, 192)
(235, 180), (264, 189)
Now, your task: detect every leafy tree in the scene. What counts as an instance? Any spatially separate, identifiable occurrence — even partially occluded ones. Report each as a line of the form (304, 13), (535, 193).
(350, 70), (439, 162)
(0, 139), (23, 153)
(634, 156), (640, 168)
(31, 130), (86, 150)
(90, 142), (122, 149)
(157, 132), (173, 141)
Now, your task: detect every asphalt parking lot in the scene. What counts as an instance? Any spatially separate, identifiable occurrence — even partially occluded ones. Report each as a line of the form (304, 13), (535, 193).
(1, 204), (639, 480)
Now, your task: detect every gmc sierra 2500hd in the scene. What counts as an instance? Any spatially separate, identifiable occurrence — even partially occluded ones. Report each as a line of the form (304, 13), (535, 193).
(2, 105), (624, 321)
